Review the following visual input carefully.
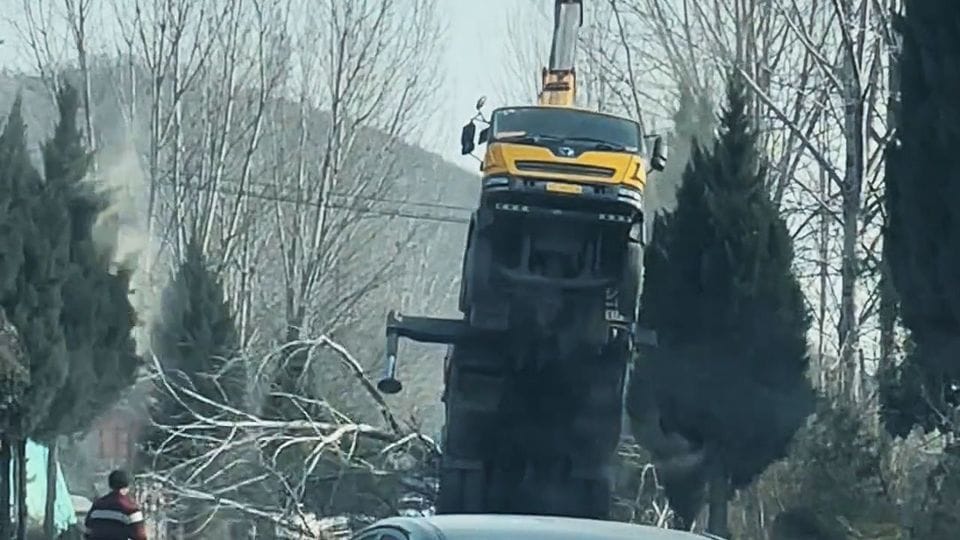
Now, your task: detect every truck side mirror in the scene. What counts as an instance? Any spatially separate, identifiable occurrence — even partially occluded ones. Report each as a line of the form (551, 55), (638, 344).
(651, 136), (667, 171)
(476, 96), (487, 111)
(478, 127), (490, 144)
(461, 122), (476, 155)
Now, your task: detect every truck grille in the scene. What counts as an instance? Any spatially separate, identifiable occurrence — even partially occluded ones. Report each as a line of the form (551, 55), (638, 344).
(514, 160), (616, 178)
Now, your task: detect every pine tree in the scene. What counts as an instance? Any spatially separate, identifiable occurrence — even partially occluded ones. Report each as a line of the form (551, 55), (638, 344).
(138, 236), (244, 536)
(3, 105), (71, 435)
(773, 398), (895, 532)
(0, 92), (72, 540)
(646, 84), (716, 223)
(0, 98), (27, 303)
(0, 95), (31, 540)
(141, 236), (244, 460)
(880, 0), (960, 438)
(35, 82), (100, 440)
(629, 74), (814, 536)
(28, 82), (141, 537)
(33, 82), (140, 436)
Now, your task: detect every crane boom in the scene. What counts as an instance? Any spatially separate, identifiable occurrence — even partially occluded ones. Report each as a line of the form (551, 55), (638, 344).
(538, 0), (583, 107)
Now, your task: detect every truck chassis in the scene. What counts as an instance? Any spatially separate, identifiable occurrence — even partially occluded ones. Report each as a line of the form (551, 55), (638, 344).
(379, 199), (656, 519)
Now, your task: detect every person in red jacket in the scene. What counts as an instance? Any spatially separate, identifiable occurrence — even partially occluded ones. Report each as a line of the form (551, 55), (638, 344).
(84, 470), (148, 540)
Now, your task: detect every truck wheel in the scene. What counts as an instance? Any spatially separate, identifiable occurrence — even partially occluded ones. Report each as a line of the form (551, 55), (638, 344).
(438, 344), (507, 514)
(493, 347), (623, 520)
(436, 467), (489, 513)
(509, 459), (613, 519)
(458, 220), (494, 317)
(457, 221), (475, 314)
(617, 240), (643, 323)
(566, 477), (612, 519)
(561, 351), (627, 519)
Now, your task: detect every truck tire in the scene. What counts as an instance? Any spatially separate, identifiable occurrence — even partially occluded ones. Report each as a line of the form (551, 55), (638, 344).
(617, 239), (644, 324)
(490, 346), (625, 520)
(507, 459), (613, 520)
(562, 350), (627, 520)
(436, 467), (488, 513)
(562, 477), (613, 519)
(458, 218), (493, 316)
(437, 344), (508, 514)
(457, 220), (475, 314)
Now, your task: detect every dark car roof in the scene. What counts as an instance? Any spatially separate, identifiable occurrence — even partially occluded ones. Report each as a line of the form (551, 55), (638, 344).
(353, 514), (725, 540)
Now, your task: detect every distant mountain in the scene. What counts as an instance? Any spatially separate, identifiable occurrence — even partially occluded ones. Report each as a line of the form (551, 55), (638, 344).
(0, 63), (479, 435)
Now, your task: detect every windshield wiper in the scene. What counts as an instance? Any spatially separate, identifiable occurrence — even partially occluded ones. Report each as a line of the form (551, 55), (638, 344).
(561, 137), (628, 151)
(496, 133), (565, 144)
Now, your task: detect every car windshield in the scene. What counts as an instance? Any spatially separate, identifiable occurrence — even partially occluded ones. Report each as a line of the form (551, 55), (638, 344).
(490, 107), (642, 152)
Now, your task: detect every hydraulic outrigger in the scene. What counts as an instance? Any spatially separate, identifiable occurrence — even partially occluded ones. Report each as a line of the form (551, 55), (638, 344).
(378, 310), (657, 395)
(378, 311), (487, 395)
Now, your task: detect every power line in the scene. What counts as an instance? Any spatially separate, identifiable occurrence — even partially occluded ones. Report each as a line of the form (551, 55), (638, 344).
(207, 177), (475, 214)
(170, 179), (473, 225)
(327, 190), (475, 214)
(225, 176), (477, 214)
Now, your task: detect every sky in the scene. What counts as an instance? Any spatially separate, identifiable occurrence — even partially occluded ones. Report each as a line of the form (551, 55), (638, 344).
(431, 0), (542, 173)
(0, 0), (545, 175)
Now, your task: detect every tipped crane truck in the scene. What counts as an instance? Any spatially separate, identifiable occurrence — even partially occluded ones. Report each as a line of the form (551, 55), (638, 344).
(378, 0), (666, 519)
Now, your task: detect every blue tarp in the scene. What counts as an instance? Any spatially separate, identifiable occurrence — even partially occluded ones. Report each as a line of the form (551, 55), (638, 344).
(6, 439), (77, 534)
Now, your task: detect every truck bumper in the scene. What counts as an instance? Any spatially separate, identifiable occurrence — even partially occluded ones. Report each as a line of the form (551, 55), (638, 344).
(481, 174), (643, 220)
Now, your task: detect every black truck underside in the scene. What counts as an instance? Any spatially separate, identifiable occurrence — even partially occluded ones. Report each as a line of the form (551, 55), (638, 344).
(378, 194), (656, 519)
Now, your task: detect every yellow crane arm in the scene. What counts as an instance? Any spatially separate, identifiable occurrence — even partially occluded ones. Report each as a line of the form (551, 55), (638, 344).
(538, 0), (583, 107)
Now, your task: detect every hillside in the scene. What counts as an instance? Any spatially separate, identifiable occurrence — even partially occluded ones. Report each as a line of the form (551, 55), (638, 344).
(0, 65), (477, 437)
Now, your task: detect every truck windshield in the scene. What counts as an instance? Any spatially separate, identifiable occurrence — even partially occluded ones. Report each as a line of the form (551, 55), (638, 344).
(490, 107), (642, 152)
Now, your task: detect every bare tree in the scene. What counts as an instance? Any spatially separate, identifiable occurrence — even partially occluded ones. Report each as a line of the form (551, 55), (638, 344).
(140, 339), (435, 535)
(3, 0), (68, 100)
(496, 2), (551, 105)
(587, 0), (895, 401)
(579, 1), (897, 533)
(110, 0), (225, 255)
(748, 0), (890, 403)
(262, 0), (442, 357)
(63, 0), (95, 148)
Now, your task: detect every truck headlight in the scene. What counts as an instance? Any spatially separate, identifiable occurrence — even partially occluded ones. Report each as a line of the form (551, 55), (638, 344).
(618, 186), (643, 204)
(483, 175), (511, 189)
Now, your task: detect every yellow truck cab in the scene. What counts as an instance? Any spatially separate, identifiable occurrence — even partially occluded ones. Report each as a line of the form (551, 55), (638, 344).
(464, 104), (665, 220)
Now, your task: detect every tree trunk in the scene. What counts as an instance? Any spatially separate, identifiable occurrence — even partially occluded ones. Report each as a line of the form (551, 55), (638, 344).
(706, 463), (731, 538)
(0, 436), (11, 540)
(817, 149), (830, 394)
(43, 439), (58, 538)
(880, 0), (901, 377)
(15, 438), (27, 540)
(837, 0), (865, 404)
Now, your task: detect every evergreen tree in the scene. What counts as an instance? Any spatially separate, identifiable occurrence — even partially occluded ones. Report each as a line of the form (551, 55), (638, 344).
(629, 74), (814, 535)
(909, 443), (960, 540)
(0, 98), (27, 303)
(33, 82), (140, 437)
(28, 83), (141, 537)
(0, 92), (71, 540)
(141, 236), (245, 460)
(0, 96), (31, 540)
(646, 84), (716, 225)
(138, 236), (244, 536)
(771, 398), (896, 534)
(880, 0), (960, 438)
(34, 82), (101, 441)
(2, 102), (71, 436)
